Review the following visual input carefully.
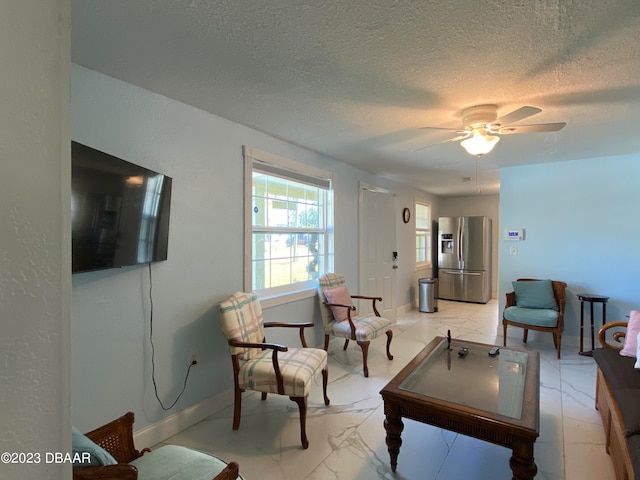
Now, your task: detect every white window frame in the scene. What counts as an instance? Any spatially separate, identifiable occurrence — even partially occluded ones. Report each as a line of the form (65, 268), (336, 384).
(244, 146), (334, 308)
(415, 198), (432, 269)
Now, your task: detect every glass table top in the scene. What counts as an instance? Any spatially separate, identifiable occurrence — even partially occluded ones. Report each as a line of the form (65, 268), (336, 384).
(398, 338), (529, 419)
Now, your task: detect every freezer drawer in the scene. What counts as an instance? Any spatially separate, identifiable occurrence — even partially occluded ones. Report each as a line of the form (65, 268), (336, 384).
(438, 269), (490, 304)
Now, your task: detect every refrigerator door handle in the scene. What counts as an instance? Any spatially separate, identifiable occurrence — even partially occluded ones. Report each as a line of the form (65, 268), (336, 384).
(457, 222), (463, 264)
(442, 270), (482, 276)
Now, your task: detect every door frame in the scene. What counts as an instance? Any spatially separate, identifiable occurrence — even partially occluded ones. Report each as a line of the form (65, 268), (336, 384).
(358, 182), (397, 321)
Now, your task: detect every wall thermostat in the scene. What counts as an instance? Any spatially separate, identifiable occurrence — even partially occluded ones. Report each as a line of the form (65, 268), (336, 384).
(504, 228), (524, 241)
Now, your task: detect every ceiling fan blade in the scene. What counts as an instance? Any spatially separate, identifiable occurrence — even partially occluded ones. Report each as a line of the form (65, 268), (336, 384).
(411, 134), (470, 152)
(417, 126), (467, 133)
(496, 122), (566, 134)
(493, 106), (542, 126)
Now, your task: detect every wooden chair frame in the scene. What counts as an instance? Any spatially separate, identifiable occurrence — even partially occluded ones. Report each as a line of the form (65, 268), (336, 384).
(227, 321), (330, 449)
(597, 321), (628, 350)
(323, 295), (393, 377)
(502, 278), (567, 359)
(73, 412), (239, 480)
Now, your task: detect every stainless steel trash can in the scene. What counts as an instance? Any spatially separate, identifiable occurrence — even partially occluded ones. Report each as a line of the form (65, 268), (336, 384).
(419, 278), (438, 313)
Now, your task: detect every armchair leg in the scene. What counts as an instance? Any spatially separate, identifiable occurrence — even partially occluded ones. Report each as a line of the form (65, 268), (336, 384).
(323, 334), (330, 351)
(231, 356), (242, 430)
(357, 340), (370, 377)
(322, 368), (330, 406)
(503, 324), (507, 347)
(232, 384), (242, 430)
(343, 339), (350, 351)
(555, 334), (562, 359)
(385, 330), (394, 360)
(523, 329), (529, 343)
(261, 392), (267, 401)
(290, 396), (309, 449)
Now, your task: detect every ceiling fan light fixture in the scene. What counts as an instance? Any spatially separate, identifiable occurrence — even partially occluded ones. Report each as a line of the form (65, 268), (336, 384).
(460, 131), (500, 156)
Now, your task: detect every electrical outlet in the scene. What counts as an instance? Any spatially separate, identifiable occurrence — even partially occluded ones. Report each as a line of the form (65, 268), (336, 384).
(189, 352), (198, 365)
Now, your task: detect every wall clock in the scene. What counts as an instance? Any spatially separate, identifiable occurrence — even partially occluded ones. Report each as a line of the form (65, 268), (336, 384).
(402, 208), (411, 224)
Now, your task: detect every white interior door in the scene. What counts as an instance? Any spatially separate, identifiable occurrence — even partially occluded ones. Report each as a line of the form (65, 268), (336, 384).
(358, 186), (396, 322)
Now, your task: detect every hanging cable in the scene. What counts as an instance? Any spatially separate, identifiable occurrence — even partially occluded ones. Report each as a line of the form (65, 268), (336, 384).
(148, 262), (195, 410)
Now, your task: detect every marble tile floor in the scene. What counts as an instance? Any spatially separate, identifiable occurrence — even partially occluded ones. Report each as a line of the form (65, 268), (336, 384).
(161, 300), (615, 479)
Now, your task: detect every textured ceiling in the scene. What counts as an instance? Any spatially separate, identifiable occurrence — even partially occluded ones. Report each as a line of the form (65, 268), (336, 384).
(71, 0), (640, 196)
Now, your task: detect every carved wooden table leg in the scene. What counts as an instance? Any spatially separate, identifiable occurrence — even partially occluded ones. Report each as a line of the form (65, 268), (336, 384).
(509, 437), (537, 480)
(383, 405), (404, 472)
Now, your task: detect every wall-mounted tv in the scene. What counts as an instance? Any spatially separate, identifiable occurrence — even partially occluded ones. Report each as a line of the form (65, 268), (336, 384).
(71, 141), (172, 274)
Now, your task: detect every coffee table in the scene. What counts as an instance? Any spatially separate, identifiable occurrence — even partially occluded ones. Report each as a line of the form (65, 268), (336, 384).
(380, 336), (540, 479)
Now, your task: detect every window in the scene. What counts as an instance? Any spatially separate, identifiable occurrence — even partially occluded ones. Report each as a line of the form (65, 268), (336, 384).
(244, 147), (333, 303)
(415, 200), (431, 268)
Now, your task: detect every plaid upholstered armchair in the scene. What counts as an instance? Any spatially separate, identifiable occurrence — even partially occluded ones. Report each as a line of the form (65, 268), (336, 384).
(317, 273), (393, 377)
(218, 291), (330, 449)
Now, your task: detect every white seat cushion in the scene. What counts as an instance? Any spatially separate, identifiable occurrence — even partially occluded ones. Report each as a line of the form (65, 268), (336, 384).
(238, 347), (327, 397)
(130, 445), (244, 480)
(330, 314), (392, 342)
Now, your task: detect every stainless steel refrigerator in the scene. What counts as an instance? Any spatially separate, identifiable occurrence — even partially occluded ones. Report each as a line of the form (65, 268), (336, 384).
(437, 216), (491, 303)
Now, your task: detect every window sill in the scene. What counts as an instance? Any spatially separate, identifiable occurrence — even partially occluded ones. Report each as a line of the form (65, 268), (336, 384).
(257, 287), (318, 309)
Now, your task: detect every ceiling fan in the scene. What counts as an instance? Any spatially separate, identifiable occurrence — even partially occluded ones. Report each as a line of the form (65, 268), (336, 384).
(413, 105), (566, 156)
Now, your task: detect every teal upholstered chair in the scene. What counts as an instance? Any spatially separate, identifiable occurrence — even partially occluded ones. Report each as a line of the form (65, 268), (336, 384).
(317, 273), (393, 377)
(218, 292), (329, 449)
(502, 278), (567, 358)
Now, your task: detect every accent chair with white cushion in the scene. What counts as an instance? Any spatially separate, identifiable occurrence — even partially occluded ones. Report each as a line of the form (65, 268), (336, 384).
(72, 411), (241, 480)
(502, 278), (567, 359)
(317, 273), (393, 377)
(218, 291), (329, 449)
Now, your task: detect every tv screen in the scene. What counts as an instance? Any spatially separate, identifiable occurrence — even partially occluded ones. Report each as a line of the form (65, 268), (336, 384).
(71, 141), (172, 273)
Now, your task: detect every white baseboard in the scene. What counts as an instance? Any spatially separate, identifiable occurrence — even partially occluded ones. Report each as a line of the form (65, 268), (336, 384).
(134, 388), (233, 448)
(396, 302), (414, 318)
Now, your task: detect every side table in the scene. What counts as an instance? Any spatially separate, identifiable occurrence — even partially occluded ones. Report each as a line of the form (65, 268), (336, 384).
(578, 293), (609, 356)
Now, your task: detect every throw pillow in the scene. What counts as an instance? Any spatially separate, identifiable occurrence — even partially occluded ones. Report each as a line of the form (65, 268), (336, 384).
(512, 280), (558, 310)
(620, 310), (640, 358)
(635, 331), (640, 368)
(323, 285), (358, 322)
(71, 426), (117, 466)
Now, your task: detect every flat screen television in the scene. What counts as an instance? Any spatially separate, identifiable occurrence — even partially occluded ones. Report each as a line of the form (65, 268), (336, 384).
(71, 141), (172, 273)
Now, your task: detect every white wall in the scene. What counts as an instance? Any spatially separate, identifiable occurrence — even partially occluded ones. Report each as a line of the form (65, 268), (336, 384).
(71, 65), (435, 437)
(396, 192), (441, 311)
(499, 156), (640, 345)
(0, 2), (72, 479)
(438, 194), (500, 298)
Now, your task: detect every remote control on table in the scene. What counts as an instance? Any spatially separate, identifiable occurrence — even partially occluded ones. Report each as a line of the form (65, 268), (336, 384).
(488, 347), (500, 356)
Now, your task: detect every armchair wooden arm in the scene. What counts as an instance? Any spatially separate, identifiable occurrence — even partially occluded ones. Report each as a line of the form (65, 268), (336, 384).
(228, 339), (290, 395)
(597, 321), (628, 350)
(214, 461), (240, 480)
(505, 291), (516, 307)
(351, 295), (382, 316)
(324, 302), (358, 339)
(264, 321), (315, 347)
(227, 339), (288, 352)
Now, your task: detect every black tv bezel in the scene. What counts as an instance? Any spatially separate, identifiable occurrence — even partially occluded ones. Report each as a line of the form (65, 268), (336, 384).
(71, 141), (172, 274)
